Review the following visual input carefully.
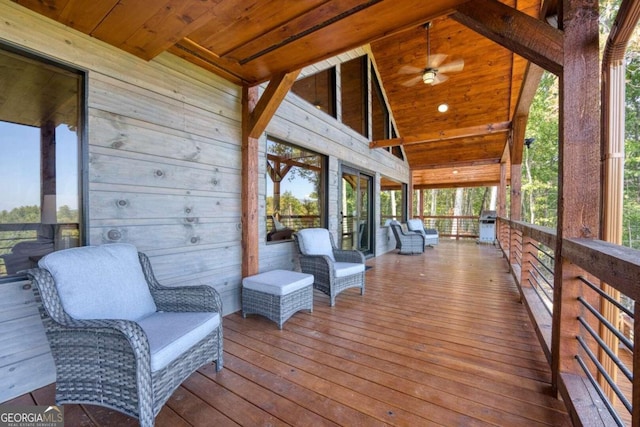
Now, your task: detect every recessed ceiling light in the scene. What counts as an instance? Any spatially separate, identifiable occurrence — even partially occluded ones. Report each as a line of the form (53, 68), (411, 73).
(452, 170), (459, 174)
(438, 103), (449, 113)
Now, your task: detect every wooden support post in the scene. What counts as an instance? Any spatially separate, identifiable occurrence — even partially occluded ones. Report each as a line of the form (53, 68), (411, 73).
(551, 0), (600, 403)
(498, 162), (507, 249)
(242, 86), (260, 278)
(509, 164), (522, 268)
(241, 70), (301, 278)
(408, 172), (414, 220)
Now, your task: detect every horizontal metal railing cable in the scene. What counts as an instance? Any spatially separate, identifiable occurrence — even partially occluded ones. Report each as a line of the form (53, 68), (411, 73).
(576, 314), (633, 384)
(575, 346), (627, 426)
(528, 276), (553, 316)
(527, 271), (554, 311)
(528, 247), (555, 277)
(578, 276), (634, 351)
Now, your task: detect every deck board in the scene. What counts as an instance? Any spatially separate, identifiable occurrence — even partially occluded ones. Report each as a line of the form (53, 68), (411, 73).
(6, 241), (572, 426)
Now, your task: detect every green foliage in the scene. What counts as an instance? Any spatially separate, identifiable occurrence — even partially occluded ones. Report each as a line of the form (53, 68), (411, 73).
(0, 205), (41, 223)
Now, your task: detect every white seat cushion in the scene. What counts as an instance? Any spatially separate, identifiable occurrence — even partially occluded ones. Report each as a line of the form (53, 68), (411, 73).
(243, 270), (314, 295)
(38, 243), (157, 321)
(137, 311), (220, 372)
(296, 228), (335, 261)
(334, 262), (365, 278)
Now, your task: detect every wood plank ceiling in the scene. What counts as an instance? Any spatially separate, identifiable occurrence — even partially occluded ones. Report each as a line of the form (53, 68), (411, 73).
(12, 0), (545, 188)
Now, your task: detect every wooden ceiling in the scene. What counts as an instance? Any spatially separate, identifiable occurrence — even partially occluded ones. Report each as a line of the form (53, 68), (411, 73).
(13, 0), (548, 188)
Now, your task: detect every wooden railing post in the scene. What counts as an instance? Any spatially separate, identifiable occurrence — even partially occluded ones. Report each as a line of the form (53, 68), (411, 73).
(551, 0), (601, 411)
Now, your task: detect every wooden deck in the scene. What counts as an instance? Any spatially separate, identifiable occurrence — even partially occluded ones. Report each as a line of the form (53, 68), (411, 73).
(7, 241), (572, 426)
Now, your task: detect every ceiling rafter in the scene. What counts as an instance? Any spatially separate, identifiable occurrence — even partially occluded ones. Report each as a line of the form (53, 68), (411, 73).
(371, 121), (511, 148)
(451, 0), (563, 75)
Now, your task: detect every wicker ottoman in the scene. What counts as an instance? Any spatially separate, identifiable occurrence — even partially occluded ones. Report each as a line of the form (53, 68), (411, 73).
(242, 270), (314, 329)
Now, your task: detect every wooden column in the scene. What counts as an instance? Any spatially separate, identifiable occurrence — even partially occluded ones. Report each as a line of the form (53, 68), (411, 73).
(242, 86), (260, 278)
(498, 162), (508, 252)
(600, 0), (640, 404)
(551, 0), (601, 397)
(408, 172), (414, 221)
(241, 71), (300, 278)
(509, 165), (522, 267)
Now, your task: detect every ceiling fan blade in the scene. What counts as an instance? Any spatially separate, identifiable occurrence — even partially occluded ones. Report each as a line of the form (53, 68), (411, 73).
(432, 73), (450, 86)
(437, 58), (465, 74)
(397, 65), (422, 75)
(401, 75), (423, 87)
(427, 53), (447, 69)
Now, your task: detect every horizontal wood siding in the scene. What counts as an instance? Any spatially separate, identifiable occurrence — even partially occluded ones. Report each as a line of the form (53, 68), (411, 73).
(0, 0), (409, 400)
(0, 278), (55, 402)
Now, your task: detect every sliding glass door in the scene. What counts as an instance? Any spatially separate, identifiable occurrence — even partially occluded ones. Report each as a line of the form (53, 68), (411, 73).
(341, 167), (373, 255)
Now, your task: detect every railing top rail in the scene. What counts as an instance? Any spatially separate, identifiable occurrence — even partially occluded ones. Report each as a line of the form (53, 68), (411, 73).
(499, 216), (640, 301)
(498, 218), (557, 248)
(564, 238), (640, 301)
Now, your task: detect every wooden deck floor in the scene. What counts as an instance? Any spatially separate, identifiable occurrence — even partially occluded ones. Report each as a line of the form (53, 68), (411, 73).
(7, 241), (572, 426)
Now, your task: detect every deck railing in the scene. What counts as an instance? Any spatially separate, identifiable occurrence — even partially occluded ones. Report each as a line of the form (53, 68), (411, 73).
(497, 217), (639, 426)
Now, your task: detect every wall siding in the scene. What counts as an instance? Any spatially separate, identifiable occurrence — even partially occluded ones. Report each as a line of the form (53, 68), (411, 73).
(0, 0), (409, 402)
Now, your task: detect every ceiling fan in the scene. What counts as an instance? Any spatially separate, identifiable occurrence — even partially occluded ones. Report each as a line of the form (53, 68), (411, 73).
(399, 22), (464, 87)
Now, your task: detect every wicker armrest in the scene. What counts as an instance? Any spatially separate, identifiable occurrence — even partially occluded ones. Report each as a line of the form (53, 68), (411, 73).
(151, 285), (222, 313)
(138, 252), (222, 313)
(333, 248), (365, 264)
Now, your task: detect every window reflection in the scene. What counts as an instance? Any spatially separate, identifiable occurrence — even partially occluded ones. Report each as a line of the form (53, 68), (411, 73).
(0, 46), (82, 276)
(266, 138), (326, 241)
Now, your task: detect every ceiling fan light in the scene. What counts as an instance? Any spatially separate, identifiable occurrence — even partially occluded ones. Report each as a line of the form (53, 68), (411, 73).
(422, 69), (436, 85)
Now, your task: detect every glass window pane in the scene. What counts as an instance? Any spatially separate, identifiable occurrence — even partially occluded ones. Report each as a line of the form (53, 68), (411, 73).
(380, 177), (405, 226)
(0, 46), (82, 276)
(341, 56), (368, 137)
(266, 138), (326, 241)
(292, 68), (336, 117)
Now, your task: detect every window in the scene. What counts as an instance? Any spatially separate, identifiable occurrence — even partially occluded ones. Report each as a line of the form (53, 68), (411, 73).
(371, 66), (390, 141)
(380, 177), (405, 226)
(341, 56), (368, 137)
(292, 68), (336, 117)
(0, 45), (83, 276)
(266, 138), (326, 241)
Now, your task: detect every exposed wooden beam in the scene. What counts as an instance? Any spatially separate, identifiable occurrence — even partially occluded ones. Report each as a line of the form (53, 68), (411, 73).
(516, 62), (545, 117)
(411, 158), (500, 170)
(414, 181), (501, 190)
(452, 0), (563, 75)
(371, 121), (511, 148)
(510, 114), (528, 165)
(500, 136), (510, 164)
(249, 70), (301, 139)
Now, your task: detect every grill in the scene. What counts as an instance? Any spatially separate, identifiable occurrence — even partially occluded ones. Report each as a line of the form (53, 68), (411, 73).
(478, 210), (497, 244)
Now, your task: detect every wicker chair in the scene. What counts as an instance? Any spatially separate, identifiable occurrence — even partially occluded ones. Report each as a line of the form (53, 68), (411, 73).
(406, 218), (439, 247)
(293, 228), (365, 306)
(389, 221), (425, 254)
(26, 243), (223, 427)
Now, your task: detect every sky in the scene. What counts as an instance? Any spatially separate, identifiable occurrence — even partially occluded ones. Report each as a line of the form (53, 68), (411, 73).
(0, 121), (79, 212)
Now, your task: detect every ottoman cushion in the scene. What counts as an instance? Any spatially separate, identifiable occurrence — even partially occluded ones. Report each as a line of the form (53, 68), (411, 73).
(242, 270), (313, 296)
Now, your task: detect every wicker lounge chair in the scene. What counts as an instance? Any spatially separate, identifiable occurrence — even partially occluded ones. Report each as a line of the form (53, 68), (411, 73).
(293, 228), (365, 306)
(389, 221), (425, 254)
(26, 243), (223, 427)
(407, 218), (439, 247)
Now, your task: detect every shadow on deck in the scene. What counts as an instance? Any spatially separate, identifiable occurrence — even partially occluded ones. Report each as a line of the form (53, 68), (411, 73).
(7, 240), (571, 426)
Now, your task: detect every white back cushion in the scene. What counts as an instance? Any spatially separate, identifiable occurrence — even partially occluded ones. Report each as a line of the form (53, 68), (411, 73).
(296, 228), (335, 261)
(38, 243), (157, 321)
(407, 219), (424, 232)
